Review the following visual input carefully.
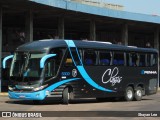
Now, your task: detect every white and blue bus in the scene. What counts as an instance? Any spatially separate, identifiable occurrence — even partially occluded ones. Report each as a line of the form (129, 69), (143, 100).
(3, 40), (159, 104)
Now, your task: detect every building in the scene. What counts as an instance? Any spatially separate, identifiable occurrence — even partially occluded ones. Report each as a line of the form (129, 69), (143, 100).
(0, 0), (159, 92)
(70, 0), (124, 10)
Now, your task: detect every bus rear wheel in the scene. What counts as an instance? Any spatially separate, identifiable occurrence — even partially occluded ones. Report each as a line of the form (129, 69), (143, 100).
(134, 87), (142, 101)
(125, 86), (134, 101)
(63, 87), (70, 105)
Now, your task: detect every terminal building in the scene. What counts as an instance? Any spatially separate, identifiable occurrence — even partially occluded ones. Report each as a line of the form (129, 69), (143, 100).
(70, 0), (124, 10)
(0, 0), (160, 92)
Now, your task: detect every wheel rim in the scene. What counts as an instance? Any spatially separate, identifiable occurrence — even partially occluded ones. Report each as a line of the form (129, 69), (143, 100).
(127, 90), (133, 99)
(137, 90), (142, 97)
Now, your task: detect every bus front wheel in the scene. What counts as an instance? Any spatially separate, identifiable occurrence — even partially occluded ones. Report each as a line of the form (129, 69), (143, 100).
(125, 86), (134, 101)
(63, 87), (70, 105)
(134, 87), (142, 101)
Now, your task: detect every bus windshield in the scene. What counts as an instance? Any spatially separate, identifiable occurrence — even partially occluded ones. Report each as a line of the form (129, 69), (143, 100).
(10, 52), (46, 79)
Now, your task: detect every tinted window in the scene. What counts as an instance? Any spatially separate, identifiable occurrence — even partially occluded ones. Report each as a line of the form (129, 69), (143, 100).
(44, 59), (56, 78)
(139, 54), (146, 67)
(151, 54), (157, 66)
(84, 49), (97, 66)
(126, 53), (130, 66)
(130, 53), (139, 67)
(146, 54), (151, 66)
(99, 51), (111, 65)
(113, 52), (124, 66)
(65, 51), (73, 66)
(44, 48), (64, 80)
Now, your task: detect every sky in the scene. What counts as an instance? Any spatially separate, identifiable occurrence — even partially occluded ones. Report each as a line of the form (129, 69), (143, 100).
(100, 0), (160, 15)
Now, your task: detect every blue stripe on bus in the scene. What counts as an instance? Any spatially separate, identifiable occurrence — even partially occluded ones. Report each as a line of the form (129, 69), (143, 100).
(75, 47), (83, 66)
(40, 54), (56, 68)
(3, 55), (14, 69)
(77, 66), (114, 92)
(68, 47), (76, 66)
(66, 40), (83, 66)
(64, 40), (114, 92)
(65, 40), (76, 47)
(9, 78), (80, 100)
(44, 78), (80, 91)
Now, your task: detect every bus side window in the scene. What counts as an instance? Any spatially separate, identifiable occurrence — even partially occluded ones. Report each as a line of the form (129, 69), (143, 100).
(113, 52), (124, 66)
(99, 51), (111, 66)
(126, 53), (130, 66)
(146, 54), (151, 66)
(84, 49), (97, 66)
(44, 48), (65, 80)
(50, 48), (64, 65)
(130, 53), (139, 67)
(44, 59), (55, 78)
(139, 54), (146, 67)
(151, 54), (157, 66)
(65, 52), (73, 66)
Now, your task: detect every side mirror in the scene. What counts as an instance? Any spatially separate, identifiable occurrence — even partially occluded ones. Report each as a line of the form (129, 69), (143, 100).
(2, 55), (14, 69)
(40, 54), (56, 68)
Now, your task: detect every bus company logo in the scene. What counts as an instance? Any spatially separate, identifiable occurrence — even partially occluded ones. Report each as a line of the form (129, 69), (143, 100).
(102, 67), (122, 86)
(72, 69), (77, 77)
(2, 112), (11, 117)
(61, 72), (71, 76)
(141, 70), (157, 75)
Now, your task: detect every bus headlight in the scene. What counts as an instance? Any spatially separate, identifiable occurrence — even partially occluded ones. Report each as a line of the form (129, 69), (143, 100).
(8, 86), (15, 91)
(33, 84), (48, 91)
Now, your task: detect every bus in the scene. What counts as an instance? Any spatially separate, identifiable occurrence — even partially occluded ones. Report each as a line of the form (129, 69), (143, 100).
(3, 39), (159, 104)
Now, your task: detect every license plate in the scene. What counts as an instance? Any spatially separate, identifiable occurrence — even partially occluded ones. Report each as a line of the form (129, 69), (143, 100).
(19, 95), (25, 98)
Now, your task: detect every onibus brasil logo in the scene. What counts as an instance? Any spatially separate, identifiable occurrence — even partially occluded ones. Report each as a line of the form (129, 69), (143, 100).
(102, 67), (122, 86)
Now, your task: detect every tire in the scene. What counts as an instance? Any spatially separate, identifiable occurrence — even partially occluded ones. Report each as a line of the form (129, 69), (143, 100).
(134, 87), (142, 101)
(125, 86), (134, 101)
(63, 87), (69, 105)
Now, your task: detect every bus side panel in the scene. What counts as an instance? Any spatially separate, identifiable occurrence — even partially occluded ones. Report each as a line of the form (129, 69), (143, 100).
(84, 66), (125, 97)
(46, 59), (158, 99)
(58, 66), (115, 99)
(57, 66), (99, 98)
(84, 65), (158, 97)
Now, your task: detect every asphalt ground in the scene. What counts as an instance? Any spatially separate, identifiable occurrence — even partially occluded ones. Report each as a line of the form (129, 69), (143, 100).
(0, 91), (160, 120)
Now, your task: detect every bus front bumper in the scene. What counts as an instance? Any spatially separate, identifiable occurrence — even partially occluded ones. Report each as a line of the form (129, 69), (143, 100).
(8, 90), (46, 100)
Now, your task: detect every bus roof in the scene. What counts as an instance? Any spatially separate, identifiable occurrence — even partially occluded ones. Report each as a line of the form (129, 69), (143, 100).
(16, 39), (158, 53)
(16, 39), (67, 52)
